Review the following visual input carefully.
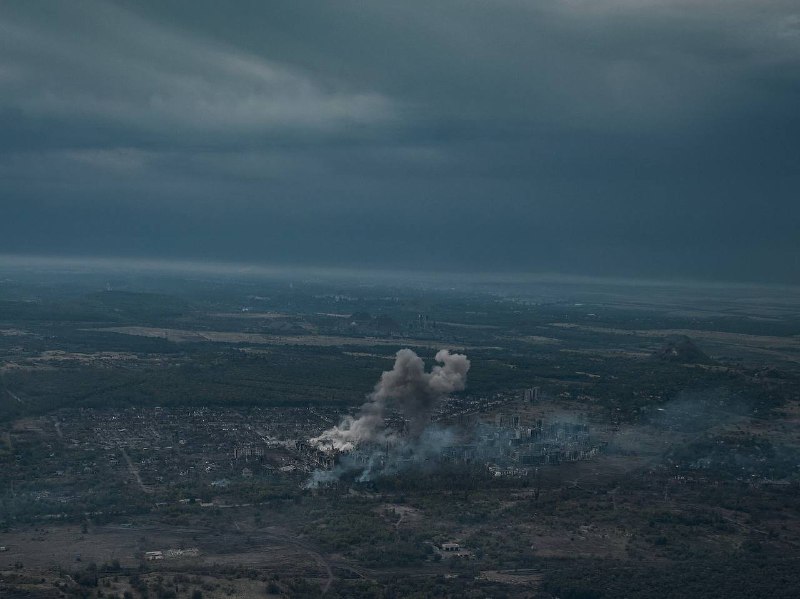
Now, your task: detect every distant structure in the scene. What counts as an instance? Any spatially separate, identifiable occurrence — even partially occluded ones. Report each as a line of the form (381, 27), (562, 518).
(443, 414), (603, 470)
(437, 541), (472, 559)
(296, 440), (337, 470)
(523, 387), (540, 403)
(654, 335), (710, 364)
(495, 413), (520, 428)
(233, 446), (264, 460)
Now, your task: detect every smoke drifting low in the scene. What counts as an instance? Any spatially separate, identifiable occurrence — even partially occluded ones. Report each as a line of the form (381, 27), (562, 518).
(310, 348), (470, 451)
(307, 424), (460, 488)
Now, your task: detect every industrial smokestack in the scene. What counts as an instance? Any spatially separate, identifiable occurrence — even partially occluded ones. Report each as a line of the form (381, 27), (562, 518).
(310, 348), (470, 451)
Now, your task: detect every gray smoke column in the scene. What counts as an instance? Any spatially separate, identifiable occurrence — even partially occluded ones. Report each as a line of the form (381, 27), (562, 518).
(310, 348), (470, 451)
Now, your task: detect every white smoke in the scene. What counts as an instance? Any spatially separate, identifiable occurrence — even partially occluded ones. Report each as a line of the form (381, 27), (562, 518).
(310, 348), (470, 452)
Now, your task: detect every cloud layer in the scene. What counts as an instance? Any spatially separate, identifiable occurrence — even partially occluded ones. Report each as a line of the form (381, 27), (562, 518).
(1, 0), (799, 281)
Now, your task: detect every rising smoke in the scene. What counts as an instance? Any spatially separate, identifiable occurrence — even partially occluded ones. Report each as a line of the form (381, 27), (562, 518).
(310, 348), (470, 452)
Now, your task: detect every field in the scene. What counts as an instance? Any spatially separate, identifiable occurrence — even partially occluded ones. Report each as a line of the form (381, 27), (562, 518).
(1, 264), (799, 597)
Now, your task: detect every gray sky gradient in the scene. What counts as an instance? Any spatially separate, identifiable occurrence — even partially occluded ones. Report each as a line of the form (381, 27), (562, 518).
(1, 0), (799, 282)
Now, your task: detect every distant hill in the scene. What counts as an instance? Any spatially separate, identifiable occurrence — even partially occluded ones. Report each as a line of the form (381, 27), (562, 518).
(654, 334), (711, 364)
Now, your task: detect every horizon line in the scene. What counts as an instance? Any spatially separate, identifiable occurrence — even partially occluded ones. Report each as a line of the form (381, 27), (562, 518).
(0, 252), (796, 291)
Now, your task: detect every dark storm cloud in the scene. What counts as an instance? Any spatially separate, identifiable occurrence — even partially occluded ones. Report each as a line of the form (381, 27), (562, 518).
(1, 0), (799, 281)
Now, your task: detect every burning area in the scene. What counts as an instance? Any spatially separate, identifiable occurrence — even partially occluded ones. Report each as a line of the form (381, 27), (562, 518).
(306, 348), (469, 485)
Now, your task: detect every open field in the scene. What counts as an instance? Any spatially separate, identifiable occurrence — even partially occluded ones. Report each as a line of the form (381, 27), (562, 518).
(91, 326), (464, 350)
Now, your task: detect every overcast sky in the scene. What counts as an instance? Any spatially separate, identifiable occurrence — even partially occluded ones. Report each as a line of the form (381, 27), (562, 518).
(1, 0), (798, 282)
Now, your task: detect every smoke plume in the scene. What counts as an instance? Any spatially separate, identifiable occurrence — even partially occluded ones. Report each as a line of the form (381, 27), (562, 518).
(310, 348), (470, 451)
